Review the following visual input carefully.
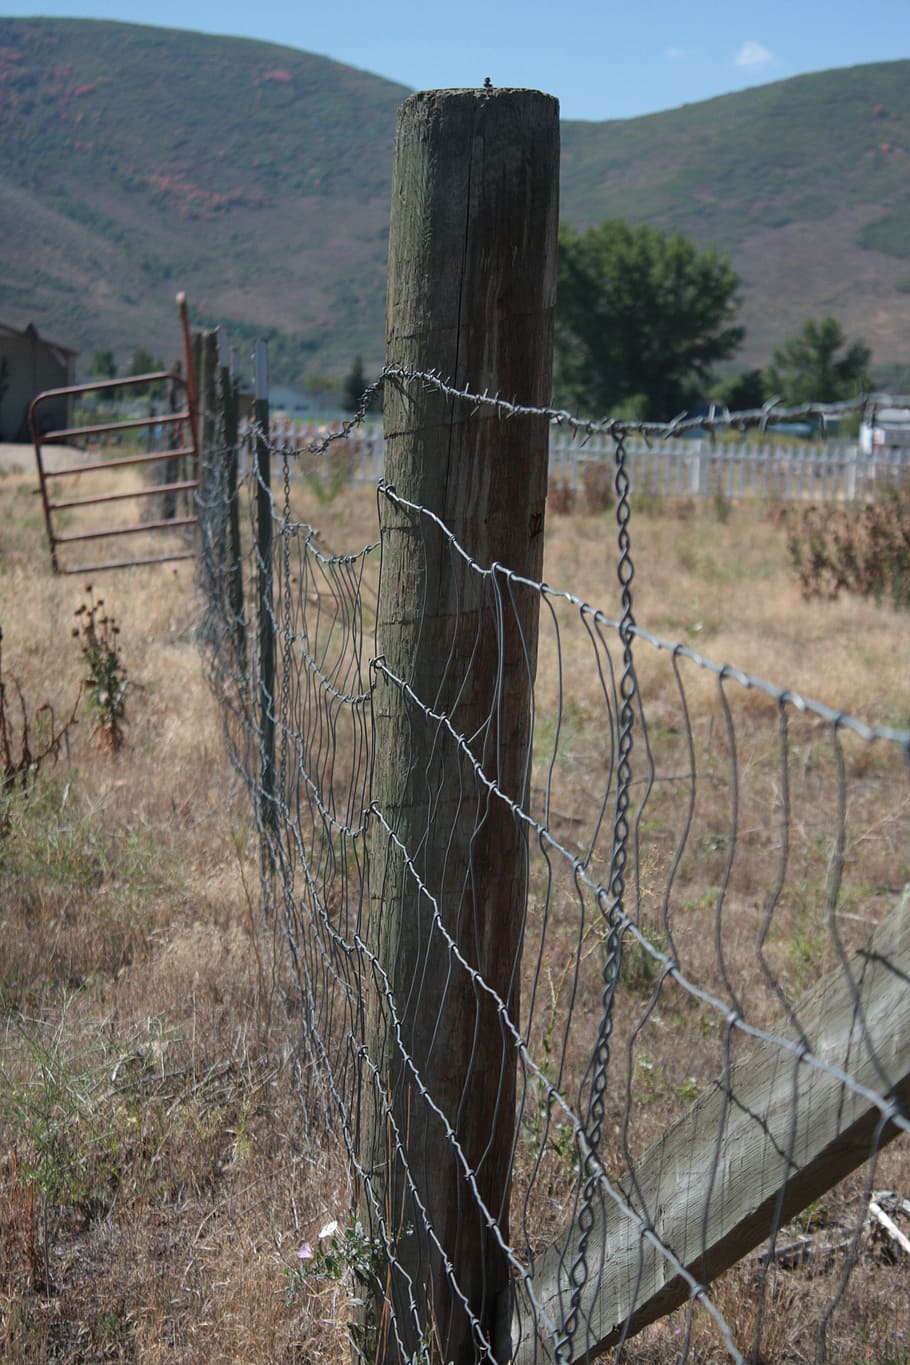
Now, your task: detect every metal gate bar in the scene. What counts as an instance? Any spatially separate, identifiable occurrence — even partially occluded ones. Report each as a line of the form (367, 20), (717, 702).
(54, 516), (198, 544)
(30, 296), (200, 574)
(40, 409), (189, 443)
(47, 480), (198, 511)
(42, 446), (196, 478)
(67, 551), (198, 574)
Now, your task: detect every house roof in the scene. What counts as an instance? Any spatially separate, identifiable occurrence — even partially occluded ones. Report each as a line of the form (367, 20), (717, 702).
(0, 319), (79, 357)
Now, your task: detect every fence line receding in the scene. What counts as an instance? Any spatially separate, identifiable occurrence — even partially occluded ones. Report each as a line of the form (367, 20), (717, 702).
(197, 85), (910, 1365)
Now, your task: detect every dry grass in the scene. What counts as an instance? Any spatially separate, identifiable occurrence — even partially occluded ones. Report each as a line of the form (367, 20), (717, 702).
(516, 485), (910, 1364)
(1, 452), (908, 1362)
(0, 460), (351, 1362)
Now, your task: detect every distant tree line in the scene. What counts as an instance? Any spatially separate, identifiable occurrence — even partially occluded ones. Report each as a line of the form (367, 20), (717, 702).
(87, 348), (168, 401)
(79, 225), (874, 426)
(555, 218), (872, 422)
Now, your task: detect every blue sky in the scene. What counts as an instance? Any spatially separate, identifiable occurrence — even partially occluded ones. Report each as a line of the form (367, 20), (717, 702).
(2, 0), (908, 120)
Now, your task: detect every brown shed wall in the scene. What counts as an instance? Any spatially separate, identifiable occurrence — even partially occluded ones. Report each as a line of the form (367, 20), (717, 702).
(0, 325), (76, 441)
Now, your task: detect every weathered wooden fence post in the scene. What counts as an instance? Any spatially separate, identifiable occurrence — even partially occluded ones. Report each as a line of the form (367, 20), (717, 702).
(253, 339), (276, 837)
(365, 87), (559, 1363)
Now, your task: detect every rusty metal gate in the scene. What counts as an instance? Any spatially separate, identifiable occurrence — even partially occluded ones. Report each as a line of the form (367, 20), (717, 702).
(30, 299), (200, 575)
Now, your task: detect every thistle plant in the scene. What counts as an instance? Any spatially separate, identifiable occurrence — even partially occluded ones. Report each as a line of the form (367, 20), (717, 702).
(73, 587), (127, 751)
(0, 625), (80, 832)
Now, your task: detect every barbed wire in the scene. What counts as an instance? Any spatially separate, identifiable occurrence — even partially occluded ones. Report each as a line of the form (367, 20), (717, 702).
(256, 365), (910, 459)
(378, 365), (910, 442)
(199, 372), (910, 1365)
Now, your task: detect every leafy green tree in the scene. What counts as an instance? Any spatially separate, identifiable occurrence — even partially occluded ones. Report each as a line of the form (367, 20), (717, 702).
(127, 347), (166, 399)
(716, 368), (766, 413)
(555, 219), (744, 420)
(764, 317), (871, 405)
(127, 347), (163, 378)
(89, 349), (117, 381)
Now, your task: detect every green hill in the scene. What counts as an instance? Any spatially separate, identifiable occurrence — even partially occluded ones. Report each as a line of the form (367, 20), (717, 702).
(560, 62), (910, 373)
(2, 17), (908, 388)
(0, 17), (406, 381)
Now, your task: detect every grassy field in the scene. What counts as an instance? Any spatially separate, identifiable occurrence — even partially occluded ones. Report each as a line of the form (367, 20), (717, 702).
(1, 448), (908, 1362)
(0, 451), (351, 1362)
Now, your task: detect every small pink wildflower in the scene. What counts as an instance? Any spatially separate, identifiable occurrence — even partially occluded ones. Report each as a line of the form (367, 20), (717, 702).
(318, 1219), (338, 1241)
(296, 1242), (314, 1261)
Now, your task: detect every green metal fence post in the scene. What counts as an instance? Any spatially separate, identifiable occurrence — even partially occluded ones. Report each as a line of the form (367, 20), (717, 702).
(219, 334), (246, 665)
(254, 339), (276, 838)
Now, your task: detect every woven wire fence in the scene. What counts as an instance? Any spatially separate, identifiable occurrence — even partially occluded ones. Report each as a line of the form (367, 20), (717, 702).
(199, 369), (910, 1364)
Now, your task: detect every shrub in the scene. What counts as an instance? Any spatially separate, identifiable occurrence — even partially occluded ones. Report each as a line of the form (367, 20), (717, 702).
(786, 480), (910, 610)
(580, 460), (614, 512)
(73, 587), (128, 750)
(547, 479), (576, 515)
(0, 627), (79, 832)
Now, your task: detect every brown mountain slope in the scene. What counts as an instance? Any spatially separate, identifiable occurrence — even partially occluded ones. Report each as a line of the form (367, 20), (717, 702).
(2, 18), (907, 384)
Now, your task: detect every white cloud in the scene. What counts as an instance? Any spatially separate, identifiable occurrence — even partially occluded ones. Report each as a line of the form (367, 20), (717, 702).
(664, 46), (686, 61)
(735, 41), (774, 69)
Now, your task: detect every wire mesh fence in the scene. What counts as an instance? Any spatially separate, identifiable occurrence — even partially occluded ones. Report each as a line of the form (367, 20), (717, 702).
(198, 365), (910, 1364)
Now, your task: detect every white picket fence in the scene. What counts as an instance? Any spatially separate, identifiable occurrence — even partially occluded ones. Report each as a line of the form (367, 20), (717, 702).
(250, 418), (910, 504)
(551, 433), (910, 503)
